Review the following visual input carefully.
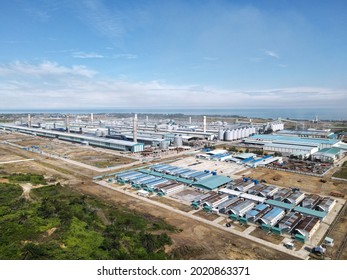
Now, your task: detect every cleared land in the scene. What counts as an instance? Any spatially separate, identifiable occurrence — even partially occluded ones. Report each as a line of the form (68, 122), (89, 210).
(0, 143), (297, 260)
(1, 133), (136, 168)
(333, 161), (347, 180)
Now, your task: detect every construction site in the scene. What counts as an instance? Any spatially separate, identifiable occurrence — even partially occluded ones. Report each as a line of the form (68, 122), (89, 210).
(0, 112), (347, 260)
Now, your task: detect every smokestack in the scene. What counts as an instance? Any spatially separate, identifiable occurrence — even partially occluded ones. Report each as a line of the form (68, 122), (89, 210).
(146, 116), (149, 122)
(65, 115), (70, 133)
(189, 116), (192, 124)
(203, 116), (206, 133)
(90, 113), (94, 123)
(133, 114), (138, 143)
(28, 114), (31, 128)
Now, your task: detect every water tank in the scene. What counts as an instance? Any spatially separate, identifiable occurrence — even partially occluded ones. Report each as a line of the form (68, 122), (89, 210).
(218, 129), (225, 140)
(174, 134), (183, 147)
(95, 130), (102, 137)
(159, 141), (169, 149)
(224, 130), (232, 141)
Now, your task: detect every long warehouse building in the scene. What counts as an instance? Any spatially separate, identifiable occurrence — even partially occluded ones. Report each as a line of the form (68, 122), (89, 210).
(0, 124), (144, 152)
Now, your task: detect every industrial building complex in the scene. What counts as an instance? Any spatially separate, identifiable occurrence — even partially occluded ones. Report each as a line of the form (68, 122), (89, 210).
(1, 111), (346, 260)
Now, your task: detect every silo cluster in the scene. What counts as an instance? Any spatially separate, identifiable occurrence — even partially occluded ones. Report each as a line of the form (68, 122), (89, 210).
(219, 126), (256, 141)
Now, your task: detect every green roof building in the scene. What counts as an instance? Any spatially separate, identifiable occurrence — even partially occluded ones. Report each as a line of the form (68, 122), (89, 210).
(192, 175), (231, 190)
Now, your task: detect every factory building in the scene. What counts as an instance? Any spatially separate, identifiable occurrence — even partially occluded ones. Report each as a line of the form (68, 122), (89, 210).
(283, 192), (305, 205)
(192, 175), (232, 191)
(244, 203), (270, 222)
(273, 188), (292, 201)
(216, 197), (240, 214)
(0, 124), (144, 153)
(232, 180), (255, 192)
(294, 216), (321, 239)
(315, 197), (336, 212)
(263, 143), (318, 157)
(259, 207), (285, 226)
(301, 194), (321, 209)
(229, 200), (255, 218)
(202, 194), (229, 211)
(248, 184), (278, 198)
(277, 129), (335, 139)
(156, 182), (185, 195)
(245, 134), (340, 150)
(311, 148), (344, 163)
(278, 212), (303, 233)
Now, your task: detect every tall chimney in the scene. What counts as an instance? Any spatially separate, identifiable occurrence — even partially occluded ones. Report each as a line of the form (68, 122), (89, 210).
(203, 116), (206, 133)
(65, 115), (70, 133)
(146, 115), (149, 122)
(189, 116), (192, 124)
(133, 114), (138, 143)
(28, 114), (31, 128)
(90, 113), (94, 123)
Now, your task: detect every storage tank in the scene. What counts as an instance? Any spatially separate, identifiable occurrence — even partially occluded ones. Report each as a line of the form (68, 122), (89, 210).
(237, 129), (242, 139)
(245, 127), (251, 137)
(231, 129), (237, 140)
(218, 129), (225, 141)
(159, 141), (170, 149)
(241, 128), (246, 138)
(224, 129), (232, 141)
(173, 134), (183, 147)
(95, 130), (102, 137)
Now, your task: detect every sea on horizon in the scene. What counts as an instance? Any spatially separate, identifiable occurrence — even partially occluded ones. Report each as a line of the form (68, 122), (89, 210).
(0, 108), (346, 121)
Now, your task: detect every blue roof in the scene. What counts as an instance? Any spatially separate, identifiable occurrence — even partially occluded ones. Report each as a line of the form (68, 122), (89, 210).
(262, 207), (284, 220)
(255, 203), (268, 211)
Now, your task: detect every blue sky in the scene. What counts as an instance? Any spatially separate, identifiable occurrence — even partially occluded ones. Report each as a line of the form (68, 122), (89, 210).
(0, 0), (346, 109)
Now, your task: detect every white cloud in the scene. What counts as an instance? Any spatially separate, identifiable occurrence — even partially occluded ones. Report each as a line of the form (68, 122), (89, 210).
(0, 61), (96, 78)
(0, 61), (346, 109)
(72, 51), (104, 58)
(265, 50), (280, 59)
(112, 54), (138, 59)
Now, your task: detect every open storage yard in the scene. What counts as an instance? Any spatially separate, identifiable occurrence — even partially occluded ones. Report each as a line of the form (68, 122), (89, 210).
(0, 132), (136, 168)
(267, 159), (333, 176)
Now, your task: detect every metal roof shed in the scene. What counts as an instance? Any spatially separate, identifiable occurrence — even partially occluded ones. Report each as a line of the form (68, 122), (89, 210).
(193, 175), (232, 191)
(259, 207), (285, 226)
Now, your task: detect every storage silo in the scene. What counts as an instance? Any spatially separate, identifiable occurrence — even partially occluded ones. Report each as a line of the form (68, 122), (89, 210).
(224, 129), (232, 141)
(241, 128), (246, 138)
(159, 140), (170, 149)
(245, 127), (251, 137)
(237, 129), (242, 139)
(95, 130), (102, 137)
(231, 129), (237, 140)
(174, 134), (183, 147)
(218, 129), (225, 141)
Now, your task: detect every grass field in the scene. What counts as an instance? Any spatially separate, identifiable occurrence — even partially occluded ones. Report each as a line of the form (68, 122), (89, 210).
(0, 174), (174, 260)
(333, 161), (347, 180)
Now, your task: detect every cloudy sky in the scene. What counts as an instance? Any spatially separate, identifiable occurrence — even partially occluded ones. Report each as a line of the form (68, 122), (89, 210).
(1, 0), (346, 110)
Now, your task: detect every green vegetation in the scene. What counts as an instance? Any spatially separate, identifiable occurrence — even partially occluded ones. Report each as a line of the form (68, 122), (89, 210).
(8, 173), (46, 185)
(0, 174), (174, 260)
(333, 161), (347, 180)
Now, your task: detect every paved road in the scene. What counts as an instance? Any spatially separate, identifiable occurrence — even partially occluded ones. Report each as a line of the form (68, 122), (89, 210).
(95, 180), (310, 259)
(0, 158), (35, 165)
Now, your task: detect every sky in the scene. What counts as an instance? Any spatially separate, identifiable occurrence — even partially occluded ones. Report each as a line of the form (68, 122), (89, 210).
(0, 0), (347, 110)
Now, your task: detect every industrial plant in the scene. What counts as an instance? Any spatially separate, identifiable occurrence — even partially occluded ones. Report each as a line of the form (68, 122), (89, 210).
(0, 111), (346, 260)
